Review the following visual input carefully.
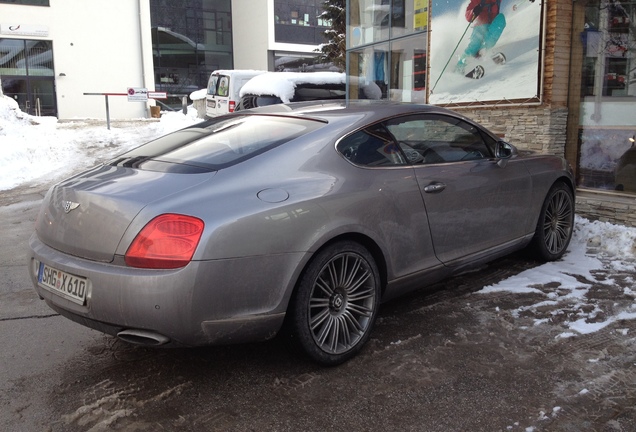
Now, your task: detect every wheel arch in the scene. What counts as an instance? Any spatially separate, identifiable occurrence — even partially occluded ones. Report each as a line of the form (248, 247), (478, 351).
(286, 232), (389, 312)
(282, 232), (387, 364)
(555, 175), (576, 197)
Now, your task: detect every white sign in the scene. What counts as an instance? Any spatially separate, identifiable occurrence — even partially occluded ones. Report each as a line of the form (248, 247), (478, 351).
(148, 91), (167, 99)
(1, 23), (49, 37)
(127, 87), (148, 102)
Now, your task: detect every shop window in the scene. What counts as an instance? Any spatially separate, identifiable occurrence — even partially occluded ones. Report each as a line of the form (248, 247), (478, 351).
(348, 35), (427, 103)
(0, 0), (49, 5)
(389, 35), (427, 102)
(577, 0), (636, 193)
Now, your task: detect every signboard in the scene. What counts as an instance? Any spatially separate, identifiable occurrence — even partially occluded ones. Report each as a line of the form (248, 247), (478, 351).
(127, 87), (148, 102)
(429, 0), (542, 104)
(148, 91), (167, 99)
(0, 23), (49, 37)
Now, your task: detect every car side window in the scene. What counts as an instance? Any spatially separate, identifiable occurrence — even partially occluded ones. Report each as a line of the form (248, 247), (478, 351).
(385, 114), (493, 164)
(337, 124), (408, 167)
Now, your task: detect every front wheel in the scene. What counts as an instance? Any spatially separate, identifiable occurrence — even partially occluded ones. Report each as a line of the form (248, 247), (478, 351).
(287, 241), (381, 366)
(530, 182), (574, 261)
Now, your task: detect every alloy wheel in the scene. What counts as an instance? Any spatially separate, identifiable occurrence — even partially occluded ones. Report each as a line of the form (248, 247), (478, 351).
(542, 189), (573, 255)
(308, 252), (376, 355)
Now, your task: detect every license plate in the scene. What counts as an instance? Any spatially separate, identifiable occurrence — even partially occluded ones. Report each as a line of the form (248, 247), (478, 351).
(37, 261), (87, 305)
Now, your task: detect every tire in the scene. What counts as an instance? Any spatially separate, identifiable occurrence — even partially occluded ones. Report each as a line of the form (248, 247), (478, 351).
(530, 182), (574, 261)
(287, 241), (381, 366)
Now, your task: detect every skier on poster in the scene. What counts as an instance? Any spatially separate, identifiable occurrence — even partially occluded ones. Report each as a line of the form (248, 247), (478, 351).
(455, 0), (507, 78)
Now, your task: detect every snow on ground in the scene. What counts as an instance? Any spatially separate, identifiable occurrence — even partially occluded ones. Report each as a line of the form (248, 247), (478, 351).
(1, 94), (635, 336)
(479, 217), (636, 338)
(0, 94), (203, 191)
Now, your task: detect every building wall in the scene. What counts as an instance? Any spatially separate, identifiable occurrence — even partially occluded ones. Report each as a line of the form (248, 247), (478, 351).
(1, 0), (155, 119)
(232, 0), (272, 70)
(232, 0), (327, 72)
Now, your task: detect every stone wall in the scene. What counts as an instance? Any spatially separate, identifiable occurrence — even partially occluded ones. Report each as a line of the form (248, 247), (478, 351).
(454, 106), (569, 156)
(576, 191), (636, 227)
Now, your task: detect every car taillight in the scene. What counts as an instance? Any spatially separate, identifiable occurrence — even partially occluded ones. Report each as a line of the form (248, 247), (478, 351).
(125, 214), (204, 269)
(229, 100), (236, 112)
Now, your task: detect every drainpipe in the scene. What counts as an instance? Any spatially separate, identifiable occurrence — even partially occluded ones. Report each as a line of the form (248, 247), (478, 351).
(138, 0), (149, 117)
(138, 0), (146, 86)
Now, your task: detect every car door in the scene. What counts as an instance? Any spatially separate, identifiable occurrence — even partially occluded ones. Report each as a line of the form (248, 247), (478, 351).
(385, 114), (533, 265)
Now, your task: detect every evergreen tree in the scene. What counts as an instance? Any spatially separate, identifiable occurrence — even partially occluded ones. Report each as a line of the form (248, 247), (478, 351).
(317, 0), (346, 71)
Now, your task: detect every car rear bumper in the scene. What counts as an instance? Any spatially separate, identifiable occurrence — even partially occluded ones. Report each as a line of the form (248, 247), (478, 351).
(28, 233), (303, 347)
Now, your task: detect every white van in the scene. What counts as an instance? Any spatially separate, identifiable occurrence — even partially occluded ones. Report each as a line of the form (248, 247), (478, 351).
(205, 70), (266, 118)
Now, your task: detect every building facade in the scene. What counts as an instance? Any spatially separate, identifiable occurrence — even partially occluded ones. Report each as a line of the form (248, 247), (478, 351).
(0, 0), (331, 118)
(232, 0), (336, 72)
(150, 0), (233, 98)
(0, 0), (154, 119)
(346, 0), (636, 225)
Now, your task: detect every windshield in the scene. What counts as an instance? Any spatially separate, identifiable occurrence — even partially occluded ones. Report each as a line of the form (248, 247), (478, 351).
(109, 115), (326, 173)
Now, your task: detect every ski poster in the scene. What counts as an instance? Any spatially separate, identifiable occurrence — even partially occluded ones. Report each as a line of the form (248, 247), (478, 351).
(429, 0), (543, 104)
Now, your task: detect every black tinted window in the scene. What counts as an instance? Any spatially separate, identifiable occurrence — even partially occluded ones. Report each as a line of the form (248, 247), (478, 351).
(386, 114), (493, 164)
(110, 115), (325, 172)
(337, 123), (407, 167)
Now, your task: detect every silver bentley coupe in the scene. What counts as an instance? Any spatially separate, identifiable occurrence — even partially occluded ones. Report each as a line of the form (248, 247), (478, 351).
(28, 101), (575, 365)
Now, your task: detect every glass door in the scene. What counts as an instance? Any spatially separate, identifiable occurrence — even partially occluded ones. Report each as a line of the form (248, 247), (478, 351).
(0, 38), (57, 116)
(1, 76), (56, 116)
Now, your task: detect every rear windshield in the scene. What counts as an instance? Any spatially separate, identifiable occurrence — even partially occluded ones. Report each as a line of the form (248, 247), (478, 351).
(207, 74), (230, 97)
(109, 115), (325, 173)
(207, 75), (220, 96)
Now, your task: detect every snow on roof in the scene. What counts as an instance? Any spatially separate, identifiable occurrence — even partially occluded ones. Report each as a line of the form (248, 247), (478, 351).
(239, 72), (346, 103)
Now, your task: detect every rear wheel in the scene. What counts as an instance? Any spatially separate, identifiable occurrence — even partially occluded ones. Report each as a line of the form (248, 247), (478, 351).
(288, 241), (381, 366)
(530, 182), (574, 261)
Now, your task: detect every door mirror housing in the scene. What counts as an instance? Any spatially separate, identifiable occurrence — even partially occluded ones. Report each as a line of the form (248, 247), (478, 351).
(495, 140), (515, 167)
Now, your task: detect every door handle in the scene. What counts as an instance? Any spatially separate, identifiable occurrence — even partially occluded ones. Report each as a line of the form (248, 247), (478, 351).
(424, 182), (446, 193)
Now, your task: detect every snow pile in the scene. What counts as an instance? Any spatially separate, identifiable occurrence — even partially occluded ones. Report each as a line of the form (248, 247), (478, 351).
(0, 94), (53, 134)
(189, 88), (207, 101)
(0, 95), (203, 191)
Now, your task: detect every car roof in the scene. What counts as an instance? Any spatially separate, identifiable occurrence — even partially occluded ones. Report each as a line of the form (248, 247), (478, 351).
(243, 100), (473, 124)
(239, 100), (502, 143)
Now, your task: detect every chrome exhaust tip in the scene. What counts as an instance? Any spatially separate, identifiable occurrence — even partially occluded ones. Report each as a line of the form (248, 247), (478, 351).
(117, 329), (170, 346)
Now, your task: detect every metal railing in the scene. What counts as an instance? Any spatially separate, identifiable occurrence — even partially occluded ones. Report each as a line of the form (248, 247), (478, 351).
(83, 92), (189, 129)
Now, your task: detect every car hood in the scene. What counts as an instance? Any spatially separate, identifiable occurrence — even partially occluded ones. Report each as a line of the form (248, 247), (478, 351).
(35, 164), (214, 262)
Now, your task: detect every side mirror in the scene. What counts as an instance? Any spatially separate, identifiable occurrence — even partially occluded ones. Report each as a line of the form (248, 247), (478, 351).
(495, 140), (514, 167)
